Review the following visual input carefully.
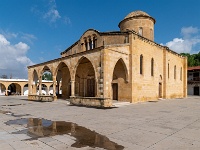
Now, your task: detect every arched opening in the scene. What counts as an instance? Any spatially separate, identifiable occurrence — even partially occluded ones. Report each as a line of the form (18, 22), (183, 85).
(75, 57), (96, 97)
(49, 84), (53, 95)
(159, 75), (162, 98)
(23, 84), (29, 95)
(112, 59), (128, 101)
(32, 70), (39, 95)
(40, 66), (53, 96)
(0, 83), (6, 95)
(37, 84), (48, 95)
(8, 83), (21, 95)
(56, 62), (71, 99)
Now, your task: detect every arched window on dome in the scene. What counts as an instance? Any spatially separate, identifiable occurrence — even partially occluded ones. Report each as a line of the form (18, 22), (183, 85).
(140, 54), (143, 75)
(139, 27), (143, 36)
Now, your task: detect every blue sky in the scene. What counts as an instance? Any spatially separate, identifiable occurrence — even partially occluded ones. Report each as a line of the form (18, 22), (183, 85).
(0, 0), (200, 78)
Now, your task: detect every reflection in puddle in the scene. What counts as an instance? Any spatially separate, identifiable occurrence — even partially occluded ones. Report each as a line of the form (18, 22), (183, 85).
(6, 118), (124, 150)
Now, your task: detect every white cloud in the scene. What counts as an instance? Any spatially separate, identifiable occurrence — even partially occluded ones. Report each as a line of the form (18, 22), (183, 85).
(21, 33), (37, 44)
(31, 0), (71, 25)
(162, 26), (200, 54)
(0, 34), (34, 79)
(43, 0), (61, 23)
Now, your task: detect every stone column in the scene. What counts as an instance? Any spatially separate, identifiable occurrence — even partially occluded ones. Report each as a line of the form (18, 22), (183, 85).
(47, 86), (49, 95)
(5, 86), (8, 96)
(53, 76), (57, 98)
(70, 80), (75, 97)
(57, 80), (60, 94)
(87, 40), (90, 50)
(21, 86), (23, 95)
(0, 83), (1, 95)
(39, 78), (42, 95)
(28, 69), (32, 95)
(91, 39), (94, 49)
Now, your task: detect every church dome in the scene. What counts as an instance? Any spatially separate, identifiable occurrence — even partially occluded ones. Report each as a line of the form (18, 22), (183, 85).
(125, 10), (150, 19)
(118, 10), (156, 41)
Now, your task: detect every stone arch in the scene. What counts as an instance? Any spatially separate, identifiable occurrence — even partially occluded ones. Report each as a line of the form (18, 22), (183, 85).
(75, 56), (96, 97)
(32, 69), (39, 95)
(55, 62), (71, 99)
(8, 83), (21, 95)
(112, 58), (128, 82)
(74, 56), (97, 81)
(112, 58), (129, 101)
(49, 84), (53, 95)
(0, 83), (6, 95)
(54, 62), (72, 79)
(23, 84), (29, 96)
(37, 84), (48, 95)
(41, 66), (53, 79)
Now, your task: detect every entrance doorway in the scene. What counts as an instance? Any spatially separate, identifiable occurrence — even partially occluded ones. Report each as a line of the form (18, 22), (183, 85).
(194, 86), (199, 95)
(112, 83), (118, 100)
(159, 82), (162, 98)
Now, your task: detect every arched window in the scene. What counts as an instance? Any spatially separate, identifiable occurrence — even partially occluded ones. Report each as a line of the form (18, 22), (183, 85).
(93, 37), (96, 49)
(151, 58), (154, 76)
(89, 39), (92, 50)
(140, 55), (143, 75)
(180, 67), (182, 81)
(139, 27), (143, 36)
(84, 40), (88, 50)
(174, 65), (176, 79)
(168, 63), (169, 79)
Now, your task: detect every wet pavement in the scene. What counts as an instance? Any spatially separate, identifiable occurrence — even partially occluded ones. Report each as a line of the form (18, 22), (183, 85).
(0, 96), (200, 149)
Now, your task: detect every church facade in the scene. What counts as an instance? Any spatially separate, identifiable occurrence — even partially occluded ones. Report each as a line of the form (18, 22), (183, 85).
(28, 10), (187, 107)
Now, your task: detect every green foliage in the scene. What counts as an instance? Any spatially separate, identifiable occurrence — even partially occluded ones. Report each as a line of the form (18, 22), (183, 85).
(180, 52), (200, 67)
(42, 72), (52, 81)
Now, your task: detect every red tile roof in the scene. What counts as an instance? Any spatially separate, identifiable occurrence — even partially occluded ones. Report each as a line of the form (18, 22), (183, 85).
(188, 66), (200, 71)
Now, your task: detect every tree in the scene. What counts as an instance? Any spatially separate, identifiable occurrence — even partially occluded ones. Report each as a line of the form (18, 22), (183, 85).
(42, 72), (52, 81)
(180, 52), (200, 67)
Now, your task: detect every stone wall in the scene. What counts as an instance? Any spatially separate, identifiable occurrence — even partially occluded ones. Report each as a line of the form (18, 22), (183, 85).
(70, 97), (112, 107)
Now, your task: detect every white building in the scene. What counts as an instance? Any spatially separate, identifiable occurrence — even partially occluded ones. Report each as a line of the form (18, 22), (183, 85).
(188, 66), (200, 95)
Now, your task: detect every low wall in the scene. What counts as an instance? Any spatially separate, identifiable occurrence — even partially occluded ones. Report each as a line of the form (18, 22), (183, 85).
(28, 95), (56, 102)
(70, 97), (112, 108)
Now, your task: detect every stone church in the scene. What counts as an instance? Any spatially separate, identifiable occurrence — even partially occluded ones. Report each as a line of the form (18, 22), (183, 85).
(28, 10), (187, 107)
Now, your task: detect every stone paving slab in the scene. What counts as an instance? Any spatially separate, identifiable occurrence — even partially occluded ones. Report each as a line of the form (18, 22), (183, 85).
(0, 95), (200, 149)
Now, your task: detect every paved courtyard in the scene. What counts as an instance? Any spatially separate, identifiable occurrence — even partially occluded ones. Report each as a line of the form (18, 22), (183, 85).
(0, 96), (200, 150)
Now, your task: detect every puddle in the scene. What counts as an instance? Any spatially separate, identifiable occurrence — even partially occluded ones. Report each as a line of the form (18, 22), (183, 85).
(5, 118), (124, 149)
